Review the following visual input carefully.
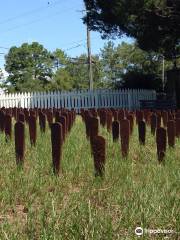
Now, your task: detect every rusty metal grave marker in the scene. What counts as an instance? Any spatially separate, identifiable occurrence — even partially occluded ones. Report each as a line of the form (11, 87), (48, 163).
(51, 123), (63, 175)
(5, 114), (12, 141)
(29, 115), (37, 146)
(138, 120), (146, 145)
(112, 121), (120, 142)
(15, 121), (25, 166)
(92, 135), (106, 177)
(156, 127), (167, 163)
(120, 119), (130, 158)
(167, 120), (175, 148)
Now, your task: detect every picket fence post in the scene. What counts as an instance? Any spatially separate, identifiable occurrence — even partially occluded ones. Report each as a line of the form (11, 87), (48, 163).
(0, 89), (156, 110)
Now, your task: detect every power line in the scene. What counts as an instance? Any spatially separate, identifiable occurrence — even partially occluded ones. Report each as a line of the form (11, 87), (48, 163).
(64, 44), (85, 52)
(0, 36), (99, 55)
(0, 42), (84, 55)
(1, 6), (75, 35)
(0, 0), (63, 26)
(60, 39), (86, 47)
(0, 40), (86, 53)
(62, 35), (100, 51)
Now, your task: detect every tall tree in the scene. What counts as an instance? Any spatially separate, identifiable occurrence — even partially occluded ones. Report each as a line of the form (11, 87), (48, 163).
(100, 41), (165, 90)
(5, 42), (53, 92)
(51, 48), (69, 69)
(83, 0), (180, 63)
(100, 41), (120, 86)
(47, 68), (74, 91)
(46, 49), (74, 91)
(64, 54), (105, 89)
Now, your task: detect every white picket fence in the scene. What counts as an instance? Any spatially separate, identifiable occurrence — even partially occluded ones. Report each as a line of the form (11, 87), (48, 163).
(0, 89), (156, 112)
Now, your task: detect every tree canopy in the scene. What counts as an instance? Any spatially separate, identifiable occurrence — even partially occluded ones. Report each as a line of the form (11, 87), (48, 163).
(4, 43), (106, 92)
(3, 40), (169, 92)
(100, 41), (164, 90)
(5, 42), (53, 92)
(83, 0), (180, 62)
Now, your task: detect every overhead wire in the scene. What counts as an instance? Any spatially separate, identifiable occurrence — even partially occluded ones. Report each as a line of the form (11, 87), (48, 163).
(0, 2), (103, 65)
(0, 3), (101, 52)
(64, 44), (85, 52)
(1, 7), (76, 34)
(0, 0), (64, 26)
(0, 3), (108, 70)
(0, 0), (82, 35)
(60, 39), (86, 47)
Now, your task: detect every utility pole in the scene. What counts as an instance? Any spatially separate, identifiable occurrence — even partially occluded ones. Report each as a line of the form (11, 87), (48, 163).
(86, 15), (93, 90)
(77, 7), (93, 89)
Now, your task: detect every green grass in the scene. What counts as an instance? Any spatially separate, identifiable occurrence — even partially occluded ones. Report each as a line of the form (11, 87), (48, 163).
(0, 116), (179, 240)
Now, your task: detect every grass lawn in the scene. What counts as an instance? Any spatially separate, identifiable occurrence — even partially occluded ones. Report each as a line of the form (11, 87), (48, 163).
(0, 116), (179, 239)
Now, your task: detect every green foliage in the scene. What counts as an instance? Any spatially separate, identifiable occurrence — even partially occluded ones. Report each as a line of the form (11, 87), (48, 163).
(0, 69), (3, 80)
(46, 68), (73, 91)
(66, 54), (90, 89)
(4, 43), (106, 92)
(116, 42), (161, 74)
(5, 42), (53, 92)
(100, 41), (165, 90)
(0, 69), (5, 92)
(52, 48), (69, 68)
(3, 40), (173, 93)
(55, 54), (106, 90)
(84, 0), (180, 61)
(50, 50), (107, 90)
(117, 70), (162, 90)
(100, 41), (120, 86)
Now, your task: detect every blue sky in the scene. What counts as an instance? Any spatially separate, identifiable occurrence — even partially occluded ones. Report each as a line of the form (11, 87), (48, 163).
(0, 0), (132, 68)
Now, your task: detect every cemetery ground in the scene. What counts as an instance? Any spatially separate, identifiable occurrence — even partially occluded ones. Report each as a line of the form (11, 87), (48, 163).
(0, 116), (179, 240)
